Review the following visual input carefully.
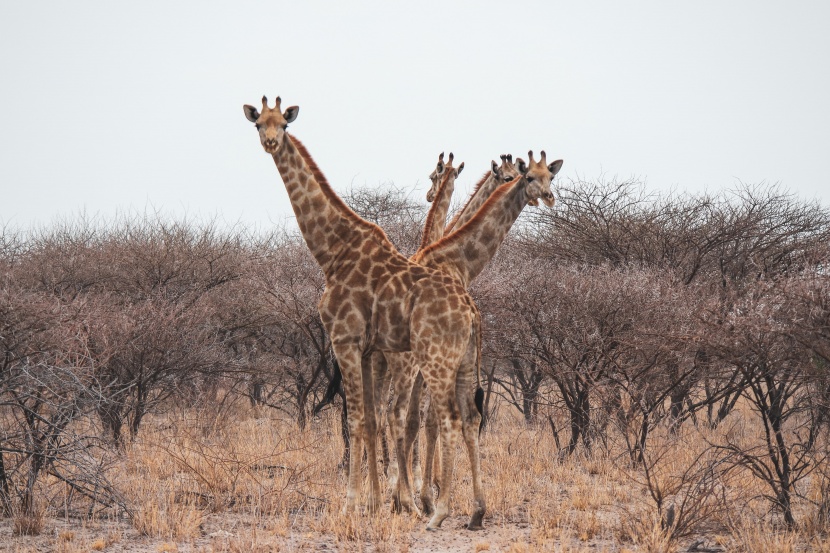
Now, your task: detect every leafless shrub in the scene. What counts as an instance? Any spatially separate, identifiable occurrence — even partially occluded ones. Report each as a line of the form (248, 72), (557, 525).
(343, 184), (426, 257)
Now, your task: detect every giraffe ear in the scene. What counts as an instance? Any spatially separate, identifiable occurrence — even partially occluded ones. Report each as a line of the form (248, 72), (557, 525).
(516, 157), (528, 175)
(456, 162), (465, 176)
(243, 105), (260, 123)
(284, 106), (299, 124)
(491, 160), (499, 175)
(548, 159), (564, 177)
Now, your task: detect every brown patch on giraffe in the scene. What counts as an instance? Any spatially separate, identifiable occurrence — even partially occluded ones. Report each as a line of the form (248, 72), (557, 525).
(345, 270), (365, 288)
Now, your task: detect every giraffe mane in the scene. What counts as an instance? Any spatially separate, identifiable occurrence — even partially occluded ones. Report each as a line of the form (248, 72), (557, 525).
(288, 133), (394, 245)
(445, 171), (492, 231)
(420, 175), (522, 257)
(418, 167), (455, 252)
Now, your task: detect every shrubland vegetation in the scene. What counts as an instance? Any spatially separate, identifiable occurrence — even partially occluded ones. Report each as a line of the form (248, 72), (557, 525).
(1, 181), (829, 551)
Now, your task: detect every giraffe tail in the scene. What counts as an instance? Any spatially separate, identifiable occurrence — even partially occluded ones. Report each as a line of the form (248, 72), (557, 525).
(313, 353), (342, 416)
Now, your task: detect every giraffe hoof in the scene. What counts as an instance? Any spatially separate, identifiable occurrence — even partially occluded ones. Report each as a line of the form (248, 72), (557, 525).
(466, 522), (484, 531)
(467, 509), (485, 530)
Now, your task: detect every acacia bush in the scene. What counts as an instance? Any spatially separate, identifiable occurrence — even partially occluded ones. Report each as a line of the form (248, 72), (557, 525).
(0, 182), (828, 542)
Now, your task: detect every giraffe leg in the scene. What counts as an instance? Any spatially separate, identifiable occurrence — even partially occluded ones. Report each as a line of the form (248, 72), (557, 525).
(372, 352), (392, 479)
(423, 382), (461, 531)
(457, 339), (486, 530)
(330, 343), (365, 513)
(412, 425), (422, 492)
(361, 352), (382, 513)
(419, 395), (438, 517)
(406, 373), (425, 492)
(388, 354), (420, 515)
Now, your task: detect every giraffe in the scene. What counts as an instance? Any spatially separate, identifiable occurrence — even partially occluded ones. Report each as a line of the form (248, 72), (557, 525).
(374, 151), (469, 518)
(243, 96), (484, 530)
(398, 150), (564, 515)
(377, 150), (463, 485)
(380, 151), (561, 521)
(405, 152), (522, 452)
(385, 154), (519, 496)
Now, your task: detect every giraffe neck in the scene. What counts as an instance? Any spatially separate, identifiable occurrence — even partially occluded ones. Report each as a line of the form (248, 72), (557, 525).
(418, 171), (456, 251)
(416, 176), (527, 287)
(272, 134), (393, 276)
(445, 172), (500, 234)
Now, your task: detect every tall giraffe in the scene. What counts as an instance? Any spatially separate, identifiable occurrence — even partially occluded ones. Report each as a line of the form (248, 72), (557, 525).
(243, 96), (483, 529)
(376, 151), (463, 483)
(396, 151), (564, 516)
(374, 151), (470, 519)
(384, 154), (519, 501)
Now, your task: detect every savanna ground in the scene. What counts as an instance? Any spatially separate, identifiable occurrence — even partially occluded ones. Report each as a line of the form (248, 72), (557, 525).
(2, 395), (828, 553)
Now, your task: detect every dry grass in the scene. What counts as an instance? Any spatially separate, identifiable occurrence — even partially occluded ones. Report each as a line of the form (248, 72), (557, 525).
(1, 399), (828, 552)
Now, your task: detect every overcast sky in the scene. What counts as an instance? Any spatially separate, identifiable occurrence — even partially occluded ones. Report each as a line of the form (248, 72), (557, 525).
(2, 1), (829, 231)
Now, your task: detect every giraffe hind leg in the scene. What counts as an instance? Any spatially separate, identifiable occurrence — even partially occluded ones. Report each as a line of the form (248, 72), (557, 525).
(388, 355), (420, 515)
(458, 335), (486, 530)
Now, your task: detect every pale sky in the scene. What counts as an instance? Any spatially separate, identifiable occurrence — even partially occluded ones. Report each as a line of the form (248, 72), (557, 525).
(2, 1), (829, 231)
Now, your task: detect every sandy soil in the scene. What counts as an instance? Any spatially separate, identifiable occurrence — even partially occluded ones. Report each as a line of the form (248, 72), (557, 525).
(0, 513), (629, 553)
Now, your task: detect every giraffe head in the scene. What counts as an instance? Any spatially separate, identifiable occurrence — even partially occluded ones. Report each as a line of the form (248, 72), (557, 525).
(515, 150), (563, 207)
(243, 96), (300, 154)
(426, 152), (464, 202)
(489, 154), (522, 185)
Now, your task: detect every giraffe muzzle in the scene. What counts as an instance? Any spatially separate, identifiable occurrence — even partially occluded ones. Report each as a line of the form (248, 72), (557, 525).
(264, 139), (279, 152)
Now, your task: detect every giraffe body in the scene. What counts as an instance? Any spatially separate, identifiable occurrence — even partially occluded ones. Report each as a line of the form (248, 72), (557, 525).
(393, 151), (563, 517)
(243, 97), (483, 528)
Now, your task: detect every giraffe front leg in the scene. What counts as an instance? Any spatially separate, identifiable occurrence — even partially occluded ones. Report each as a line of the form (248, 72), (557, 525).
(361, 352), (382, 513)
(331, 343), (366, 514)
